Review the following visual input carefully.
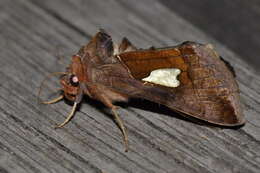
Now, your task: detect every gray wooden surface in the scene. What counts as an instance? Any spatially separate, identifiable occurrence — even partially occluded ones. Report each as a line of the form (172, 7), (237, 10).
(1, 0), (260, 173)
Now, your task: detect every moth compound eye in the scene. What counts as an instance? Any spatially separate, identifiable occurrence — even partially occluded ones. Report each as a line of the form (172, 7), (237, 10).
(69, 75), (79, 87)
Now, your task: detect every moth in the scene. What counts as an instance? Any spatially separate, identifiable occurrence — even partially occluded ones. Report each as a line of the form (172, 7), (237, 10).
(40, 30), (245, 151)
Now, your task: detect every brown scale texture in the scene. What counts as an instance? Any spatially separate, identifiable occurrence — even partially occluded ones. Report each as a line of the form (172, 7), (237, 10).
(117, 42), (245, 126)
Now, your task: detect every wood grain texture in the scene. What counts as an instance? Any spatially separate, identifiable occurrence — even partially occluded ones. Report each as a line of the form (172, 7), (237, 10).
(0, 0), (260, 173)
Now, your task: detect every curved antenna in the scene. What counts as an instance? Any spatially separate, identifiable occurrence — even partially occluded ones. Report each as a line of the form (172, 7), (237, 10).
(38, 72), (68, 104)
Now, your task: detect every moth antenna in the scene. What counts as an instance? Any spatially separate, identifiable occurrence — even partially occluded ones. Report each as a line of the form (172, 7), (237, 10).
(55, 102), (78, 128)
(41, 95), (64, 105)
(38, 72), (68, 104)
(112, 108), (129, 152)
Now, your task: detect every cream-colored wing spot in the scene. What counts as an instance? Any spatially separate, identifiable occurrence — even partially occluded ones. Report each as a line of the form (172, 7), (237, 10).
(142, 68), (181, 87)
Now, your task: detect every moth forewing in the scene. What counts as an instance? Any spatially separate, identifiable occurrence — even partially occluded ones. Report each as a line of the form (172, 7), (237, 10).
(117, 42), (245, 126)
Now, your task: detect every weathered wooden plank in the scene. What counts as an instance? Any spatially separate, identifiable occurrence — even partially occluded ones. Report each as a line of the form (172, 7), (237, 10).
(0, 0), (260, 173)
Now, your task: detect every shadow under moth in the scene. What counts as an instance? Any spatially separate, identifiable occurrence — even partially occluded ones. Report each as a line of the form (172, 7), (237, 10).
(39, 30), (245, 152)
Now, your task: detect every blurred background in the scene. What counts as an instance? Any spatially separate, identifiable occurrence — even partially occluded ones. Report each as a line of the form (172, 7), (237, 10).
(162, 0), (260, 72)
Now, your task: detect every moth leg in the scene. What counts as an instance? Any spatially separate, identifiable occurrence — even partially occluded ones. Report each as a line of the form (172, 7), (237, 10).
(55, 87), (83, 129)
(55, 102), (78, 128)
(41, 95), (64, 104)
(111, 107), (129, 152)
(99, 95), (129, 152)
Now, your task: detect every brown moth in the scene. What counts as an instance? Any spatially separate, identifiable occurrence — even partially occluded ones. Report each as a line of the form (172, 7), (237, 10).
(40, 30), (245, 151)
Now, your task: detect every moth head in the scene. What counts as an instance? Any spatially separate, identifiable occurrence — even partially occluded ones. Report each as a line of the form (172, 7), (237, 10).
(38, 55), (86, 129)
(60, 55), (85, 102)
(60, 73), (79, 102)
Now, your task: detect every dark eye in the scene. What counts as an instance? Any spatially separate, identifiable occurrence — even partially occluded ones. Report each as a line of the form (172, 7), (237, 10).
(69, 75), (79, 87)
